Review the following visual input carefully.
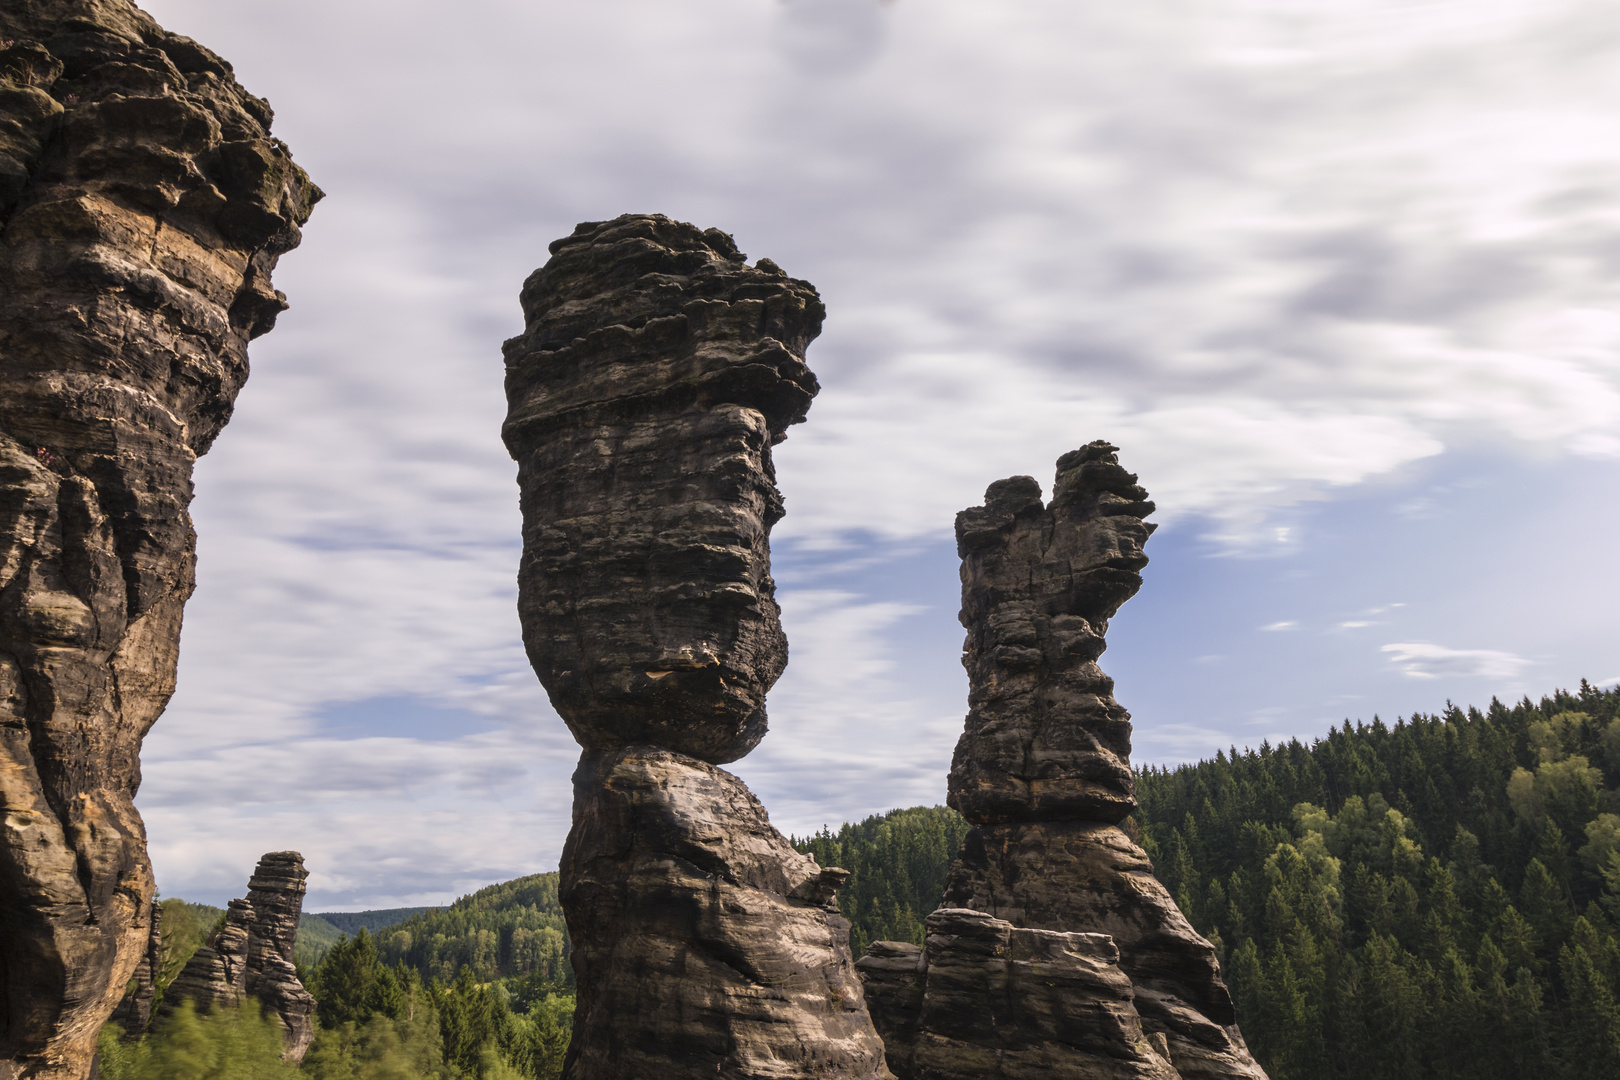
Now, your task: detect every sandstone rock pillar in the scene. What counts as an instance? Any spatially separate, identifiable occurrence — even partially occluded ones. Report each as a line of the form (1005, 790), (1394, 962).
(158, 852), (315, 1061)
(0, 4), (318, 1077)
(502, 214), (891, 1079)
(860, 444), (1268, 1080)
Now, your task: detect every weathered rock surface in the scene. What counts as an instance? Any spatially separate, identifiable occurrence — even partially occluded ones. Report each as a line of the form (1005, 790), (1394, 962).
(243, 852), (316, 1061)
(161, 898), (253, 1015)
(562, 748), (890, 1078)
(943, 826), (1266, 1080)
(856, 908), (1179, 1080)
(502, 214), (822, 765)
(0, 4), (317, 1077)
(862, 444), (1265, 1080)
(948, 442), (1155, 826)
(158, 852), (315, 1062)
(105, 899), (159, 1037)
(506, 217), (890, 1078)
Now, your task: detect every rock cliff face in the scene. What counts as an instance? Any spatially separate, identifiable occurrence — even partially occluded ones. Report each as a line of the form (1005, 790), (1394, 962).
(105, 899), (159, 1037)
(159, 852), (315, 1062)
(860, 444), (1266, 1080)
(0, 4), (317, 1077)
(504, 215), (891, 1078)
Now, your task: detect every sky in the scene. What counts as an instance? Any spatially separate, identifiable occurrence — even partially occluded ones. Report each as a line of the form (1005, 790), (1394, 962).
(130, 0), (1620, 909)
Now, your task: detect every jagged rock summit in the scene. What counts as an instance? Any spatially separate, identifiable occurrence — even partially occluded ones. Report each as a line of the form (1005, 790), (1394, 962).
(859, 444), (1268, 1080)
(504, 215), (891, 1079)
(0, 3), (318, 1077)
(159, 852), (316, 1062)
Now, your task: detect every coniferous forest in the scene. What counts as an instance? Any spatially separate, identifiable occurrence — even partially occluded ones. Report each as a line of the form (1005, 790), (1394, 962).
(100, 682), (1620, 1078)
(1133, 681), (1620, 1080)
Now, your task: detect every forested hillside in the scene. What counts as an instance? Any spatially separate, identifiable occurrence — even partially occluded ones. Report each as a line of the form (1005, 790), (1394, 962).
(315, 907), (441, 936)
(792, 804), (971, 956)
(102, 879), (575, 1080)
(107, 682), (1620, 1079)
(1133, 681), (1620, 1080)
(298, 907), (443, 964)
(371, 874), (571, 991)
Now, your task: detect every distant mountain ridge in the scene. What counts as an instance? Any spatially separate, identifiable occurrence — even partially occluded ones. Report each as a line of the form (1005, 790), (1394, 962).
(371, 873), (570, 986)
(309, 907), (443, 935)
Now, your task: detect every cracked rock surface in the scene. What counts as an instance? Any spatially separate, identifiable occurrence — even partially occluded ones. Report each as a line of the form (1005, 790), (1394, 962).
(862, 444), (1266, 1080)
(505, 215), (889, 1079)
(0, 4), (317, 1077)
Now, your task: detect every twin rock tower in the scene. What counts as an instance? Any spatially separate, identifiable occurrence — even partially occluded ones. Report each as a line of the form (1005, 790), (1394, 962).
(500, 215), (1269, 1080)
(0, 4), (1265, 1077)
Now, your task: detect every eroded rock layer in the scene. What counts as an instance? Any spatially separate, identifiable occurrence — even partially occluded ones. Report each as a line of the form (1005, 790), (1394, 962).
(505, 216), (890, 1078)
(0, 4), (317, 1076)
(501, 214), (822, 765)
(861, 444), (1265, 1080)
(159, 852), (315, 1062)
(563, 748), (889, 1078)
(942, 825), (1265, 1080)
(105, 899), (159, 1037)
(947, 442), (1155, 826)
(856, 908), (1178, 1080)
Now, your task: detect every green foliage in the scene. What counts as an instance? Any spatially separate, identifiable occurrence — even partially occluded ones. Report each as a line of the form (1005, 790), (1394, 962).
(316, 909), (444, 937)
(297, 915), (346, 969)
(97, 1000), (299, 1080)
(303, 922), (572, 1080)
(155, 899), (224, 993)
(791, 805), (971, 957)
(371, 876), (570, 991)
(301, 909), (442, 969)
(1135, 680), (1620, 1080)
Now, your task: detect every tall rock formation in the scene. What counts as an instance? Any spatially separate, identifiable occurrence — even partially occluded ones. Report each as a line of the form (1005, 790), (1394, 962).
(0, 4), (318, 1077)
(503, 214), (891, 1079)
(860, 444), (1267, 1080)
(158, 852), (316, 1062)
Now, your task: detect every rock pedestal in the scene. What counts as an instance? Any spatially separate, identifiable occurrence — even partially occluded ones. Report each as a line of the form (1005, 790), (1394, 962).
(159, 852), (316, 1062)
(503, 215), (890, 1078)
(860, 445), (1266, 1080)
(857, 908), (1178, 1080)
(0, 4), (317, 1078)
(563, 749), (885, 1077)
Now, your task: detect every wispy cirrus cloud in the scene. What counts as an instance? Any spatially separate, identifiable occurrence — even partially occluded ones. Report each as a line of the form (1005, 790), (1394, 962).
(1381, 642), (1534, 681)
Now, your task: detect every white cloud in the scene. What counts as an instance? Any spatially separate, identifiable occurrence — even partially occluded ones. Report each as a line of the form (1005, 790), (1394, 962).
(120, 0), (1620, 901)
(733, 588), (961, 837)
(1261, 621), (1299, 632)
(1381, 642), (1534, 681)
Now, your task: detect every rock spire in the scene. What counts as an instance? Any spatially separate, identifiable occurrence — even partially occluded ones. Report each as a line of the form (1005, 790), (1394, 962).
(503, 214), (891, 1078)
(0, 3), (318, 1077)
(158, 852), (316, 1062)
(859, 444), (1268, 1080)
